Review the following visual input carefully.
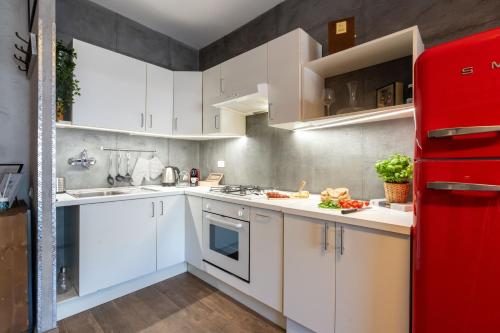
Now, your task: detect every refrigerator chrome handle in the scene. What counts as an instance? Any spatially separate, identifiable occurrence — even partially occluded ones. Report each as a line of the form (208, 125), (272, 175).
(428, 126), (500, 138)
(427, 181), (500, 192)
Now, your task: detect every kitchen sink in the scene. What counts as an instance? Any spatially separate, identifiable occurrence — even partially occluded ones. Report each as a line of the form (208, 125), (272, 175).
(67, 187), (159, 198)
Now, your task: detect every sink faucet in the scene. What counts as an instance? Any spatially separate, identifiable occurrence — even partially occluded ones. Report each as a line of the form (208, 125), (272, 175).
(68, 148), (96, 169)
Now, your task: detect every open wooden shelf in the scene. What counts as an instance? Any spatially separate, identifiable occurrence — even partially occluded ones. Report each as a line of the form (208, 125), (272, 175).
(297, 26), (424, 131)
(304, 26), (423, 78)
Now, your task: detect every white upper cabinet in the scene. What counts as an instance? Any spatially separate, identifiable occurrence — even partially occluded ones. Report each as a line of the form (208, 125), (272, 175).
(267, 29), (321, 128)
(202, 65), (246, 136)
(146, 64), (173, 135)
(220, 44), (268, 100)
(335, 224), (410, 333)
(173, 71), (203, 135)
(72, 39), (147, 132)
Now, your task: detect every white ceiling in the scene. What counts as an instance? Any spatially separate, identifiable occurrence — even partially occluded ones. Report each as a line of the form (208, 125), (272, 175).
(90, 0), (286, 49)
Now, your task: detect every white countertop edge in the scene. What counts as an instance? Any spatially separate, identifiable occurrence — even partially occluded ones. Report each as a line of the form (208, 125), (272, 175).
(56, 186), (412, 235)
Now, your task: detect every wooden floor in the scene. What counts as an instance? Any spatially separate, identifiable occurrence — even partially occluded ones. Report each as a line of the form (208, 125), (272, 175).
(58, 273), (284, 333)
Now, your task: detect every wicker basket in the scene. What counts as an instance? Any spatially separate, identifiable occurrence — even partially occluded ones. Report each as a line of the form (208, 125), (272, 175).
(384, 182), (410, 203)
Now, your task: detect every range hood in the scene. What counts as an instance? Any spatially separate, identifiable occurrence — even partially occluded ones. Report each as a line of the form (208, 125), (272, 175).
(212, 83), (269, 114)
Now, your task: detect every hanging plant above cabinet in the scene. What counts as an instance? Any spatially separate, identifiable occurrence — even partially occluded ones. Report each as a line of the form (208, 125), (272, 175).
(56, 41), (80, 122)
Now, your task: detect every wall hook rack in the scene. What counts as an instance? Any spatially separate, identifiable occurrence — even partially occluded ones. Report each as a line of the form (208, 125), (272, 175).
(13, 32), (37, 75)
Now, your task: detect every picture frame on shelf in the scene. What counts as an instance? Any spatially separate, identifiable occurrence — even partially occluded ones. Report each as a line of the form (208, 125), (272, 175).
(376, 82), (404, 108)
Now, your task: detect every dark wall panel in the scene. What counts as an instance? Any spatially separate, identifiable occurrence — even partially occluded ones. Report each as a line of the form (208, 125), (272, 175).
(200, 0), (500, 70)
(56, 0), (198, 71)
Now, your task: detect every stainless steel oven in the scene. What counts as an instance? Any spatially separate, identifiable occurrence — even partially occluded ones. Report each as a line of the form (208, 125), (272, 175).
(202, 199), (250, 282)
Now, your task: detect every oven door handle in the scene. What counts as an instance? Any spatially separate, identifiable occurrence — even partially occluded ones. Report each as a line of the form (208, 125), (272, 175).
(206, 215), (243, 229)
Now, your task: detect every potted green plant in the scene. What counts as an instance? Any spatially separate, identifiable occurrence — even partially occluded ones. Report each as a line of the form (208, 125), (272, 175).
(56, 41), (80, 122)
(375, 154), (413, 203)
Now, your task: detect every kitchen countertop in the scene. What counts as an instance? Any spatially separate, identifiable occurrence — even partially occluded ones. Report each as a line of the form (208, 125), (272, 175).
(56, 185), (413, 235)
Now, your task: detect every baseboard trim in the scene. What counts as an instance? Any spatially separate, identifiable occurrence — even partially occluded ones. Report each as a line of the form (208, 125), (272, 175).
(188, 264), (286, 329)
(56, 263), (187, 321)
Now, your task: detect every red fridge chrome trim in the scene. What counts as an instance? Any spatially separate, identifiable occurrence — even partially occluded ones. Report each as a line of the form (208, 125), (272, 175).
(413, 160), (500, 333)
(414, 27), (500, 159)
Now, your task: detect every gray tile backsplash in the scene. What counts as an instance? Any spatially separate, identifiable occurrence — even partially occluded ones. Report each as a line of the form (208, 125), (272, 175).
(56, 128), (200, 190)
(199, 114), (415, 200)
(57, 115), (413, 199)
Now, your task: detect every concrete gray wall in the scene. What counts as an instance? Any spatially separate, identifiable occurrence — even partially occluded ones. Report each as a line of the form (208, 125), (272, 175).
(200, 114), (414, 199)
(0, 0), (30, 201)
(199, 0), (500, 69)
(56, 0), (198, 71)
(56, 129), (199, 190)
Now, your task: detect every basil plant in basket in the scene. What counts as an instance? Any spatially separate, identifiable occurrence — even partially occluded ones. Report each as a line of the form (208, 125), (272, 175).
(375, 154), (413, 203)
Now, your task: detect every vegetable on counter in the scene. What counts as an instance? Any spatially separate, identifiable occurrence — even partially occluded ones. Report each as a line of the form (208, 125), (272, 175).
(318, 200), (341, 209)
(266, 191), (290, 199)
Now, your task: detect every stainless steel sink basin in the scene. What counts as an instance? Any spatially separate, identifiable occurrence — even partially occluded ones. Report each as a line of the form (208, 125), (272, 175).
(67, 187), (159, 198)
(68, 190), (129, 198)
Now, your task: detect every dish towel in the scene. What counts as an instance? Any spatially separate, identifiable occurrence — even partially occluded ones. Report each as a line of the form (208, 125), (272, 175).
(131, 157), (150, 186)
(149, 157), (165, 180)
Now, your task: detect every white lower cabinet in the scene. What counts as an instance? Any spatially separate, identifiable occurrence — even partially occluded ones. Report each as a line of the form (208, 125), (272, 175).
(334, 223), (410, 333)
(78, 199), (157, 296)
(249, 208), (283, 312)
(156, 195), (186, 270)
(283, 214), (410, 333)
(185, 195), (203, 269)
(78, 196), (186, 296)
(283, 214), (335, 333)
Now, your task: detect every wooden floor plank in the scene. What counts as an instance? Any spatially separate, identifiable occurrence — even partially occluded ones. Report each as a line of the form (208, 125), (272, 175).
(59, 273), (284, 333)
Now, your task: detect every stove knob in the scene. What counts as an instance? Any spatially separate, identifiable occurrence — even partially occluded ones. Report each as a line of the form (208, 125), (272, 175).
(238, 210), (243, 217)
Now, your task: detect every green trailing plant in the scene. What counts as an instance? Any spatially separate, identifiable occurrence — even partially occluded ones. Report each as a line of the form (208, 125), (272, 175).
(56, 40), (80, 120)
(375, 154), (413, 183)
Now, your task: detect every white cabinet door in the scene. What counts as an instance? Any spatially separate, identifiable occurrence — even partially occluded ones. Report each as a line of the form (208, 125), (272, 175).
(146, 64), (173, 135)
(250, 208), (283, 312)
(202, 66), (246, 136)
(202, 65), (222, 135)
(156, 195), (186, 270)
(335, 224), (410, 333)
(72, 39), (146, 132)
(283, 214), (335, 333)
(267, 29), (321, 126)
(221, 44), (268, 100)
(78, 199), (156, 296)
(185, 195), (203, 270)
(173, 71), (202, 135)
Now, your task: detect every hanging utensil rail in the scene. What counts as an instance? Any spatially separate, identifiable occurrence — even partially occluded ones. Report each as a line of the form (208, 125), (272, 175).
(100, 146), (157, 153)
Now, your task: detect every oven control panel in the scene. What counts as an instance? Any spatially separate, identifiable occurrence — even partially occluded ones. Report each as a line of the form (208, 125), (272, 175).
(202, 198), (250, 221)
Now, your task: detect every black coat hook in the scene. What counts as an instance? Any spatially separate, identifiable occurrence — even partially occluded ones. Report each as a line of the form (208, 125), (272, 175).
(15, 32), (29, 44)
(15, 44), (28, 54)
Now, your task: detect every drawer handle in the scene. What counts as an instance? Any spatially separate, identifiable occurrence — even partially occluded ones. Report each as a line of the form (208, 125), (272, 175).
(427, 181), (500, 192)
(428, 126), (500, 138)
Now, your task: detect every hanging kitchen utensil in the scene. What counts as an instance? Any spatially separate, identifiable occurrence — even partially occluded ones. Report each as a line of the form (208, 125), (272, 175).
(124, 153), (132, 182)
(107, 152), (115, 186)
(115, 152), (125, 182)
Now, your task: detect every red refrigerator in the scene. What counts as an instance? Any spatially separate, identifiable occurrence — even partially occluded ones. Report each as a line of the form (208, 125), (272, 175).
(413, 28), (500, 333)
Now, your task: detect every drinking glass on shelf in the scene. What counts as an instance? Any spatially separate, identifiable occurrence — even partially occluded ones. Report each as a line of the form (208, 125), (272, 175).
(323, 88), (335, 116)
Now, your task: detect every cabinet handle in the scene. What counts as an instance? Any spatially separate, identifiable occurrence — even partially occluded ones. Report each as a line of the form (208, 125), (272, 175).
(149, 114), (153, 128)
(152, 202), (155, 218)
(215, 114), (219, 130)
(160, 200), (164, 215)
(255, 213), (269, 220)
(141, 113), (145, 128)
(174, 117), (178, 131)
(268, 103), (272, 121)
(324, 223), (329, 252)
(220, 78), (224, 95)
(339, 226), (345, 255)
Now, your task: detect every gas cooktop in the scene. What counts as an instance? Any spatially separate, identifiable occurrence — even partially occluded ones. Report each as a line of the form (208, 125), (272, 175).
(210, 185), (273, 199)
